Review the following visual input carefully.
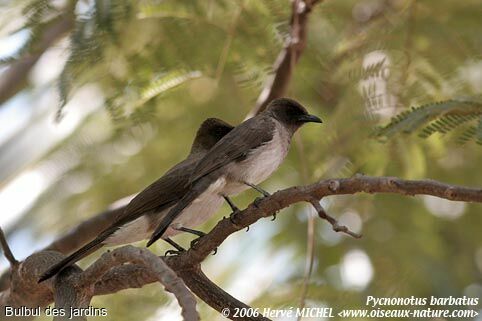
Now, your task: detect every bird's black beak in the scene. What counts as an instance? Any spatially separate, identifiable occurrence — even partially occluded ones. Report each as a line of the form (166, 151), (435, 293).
(298, 114), (322, 123)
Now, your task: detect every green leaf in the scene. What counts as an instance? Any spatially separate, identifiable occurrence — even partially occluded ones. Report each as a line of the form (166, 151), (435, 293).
(138, 70), (203, 105)
(375, 99), (482, 142)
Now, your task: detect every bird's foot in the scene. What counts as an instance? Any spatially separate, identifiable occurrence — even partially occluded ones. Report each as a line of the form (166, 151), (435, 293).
(225, 210), (250, 232)
(163, 237), (185, 255)
(190, 236), (217, 255)
(228, 209), (241, 225)
(261, 190), (271, 198)
(253, 196), (278, 221)
(164, 249), (185, 256)
(253, 196), (266, 208)
(224, 195), (243, 227)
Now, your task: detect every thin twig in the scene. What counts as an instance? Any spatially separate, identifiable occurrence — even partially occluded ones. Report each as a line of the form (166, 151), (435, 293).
(294, 135), (317, 318)
(0, 228), (18, 266)
(308, 198), (362, 238)
(246, 0), (322, 118)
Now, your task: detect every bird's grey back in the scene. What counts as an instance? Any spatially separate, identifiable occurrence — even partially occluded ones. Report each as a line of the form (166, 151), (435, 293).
(189, 114), (275, 184)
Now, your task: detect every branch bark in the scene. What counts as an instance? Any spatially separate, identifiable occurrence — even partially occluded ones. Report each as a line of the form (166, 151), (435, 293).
(177, 268), (270, 321)
(0, 200), (130, 292)
(1, 2), (481, 321)
(0, 0), (323, 299)
(163, 176), (482, 270)
(247, 0), (322, 118)
(52, 265), (90, 321)
(79, 246), (199, 321)
(1, 176), (481, 320)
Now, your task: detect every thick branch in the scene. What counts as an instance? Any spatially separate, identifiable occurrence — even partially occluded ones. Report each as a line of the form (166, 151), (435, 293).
(178, 268), (270, 321)
(93, 264), (156, 295)
(80, 246), (199, 321)
(1, 176), (480, 320)
(53, 266), (90, 321)
(0, 198), (130, 291)
(92, 264), (269, 321)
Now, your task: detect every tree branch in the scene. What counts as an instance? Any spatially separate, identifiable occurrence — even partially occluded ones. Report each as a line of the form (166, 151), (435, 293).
(80, 246), (199, 321)
(308, 198), (361, 238)
(1, 176), (480, 320)
(0, 228), (17, 267)
(163, 175), (481, 269)
(1, 4), (480, 320)
(247, 0), (322, 118)
(90, 262), (265, 321)
(52, 265), (91, 321)
(177, 267), (270, 321)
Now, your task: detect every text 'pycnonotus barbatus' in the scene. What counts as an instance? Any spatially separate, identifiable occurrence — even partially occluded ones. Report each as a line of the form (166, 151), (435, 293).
(39, 118), (234, 282)
(147, 98), (322, 246)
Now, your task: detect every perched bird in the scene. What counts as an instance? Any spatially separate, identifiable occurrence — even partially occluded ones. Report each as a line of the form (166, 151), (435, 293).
(147, 98), (322, 247)
(39, 118), (234, 282)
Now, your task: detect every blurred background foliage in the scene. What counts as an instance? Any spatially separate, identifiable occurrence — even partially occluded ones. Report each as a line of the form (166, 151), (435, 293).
(0, 0), (481, 320)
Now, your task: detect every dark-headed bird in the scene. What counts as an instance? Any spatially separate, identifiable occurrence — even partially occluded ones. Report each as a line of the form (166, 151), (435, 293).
(39, 118), (234, 282)
(147, 98), (322, 247)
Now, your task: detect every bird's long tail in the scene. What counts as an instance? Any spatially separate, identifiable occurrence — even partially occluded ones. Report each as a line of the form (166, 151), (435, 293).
(38, 229), (113, 283)
(146, 177), (214, 247)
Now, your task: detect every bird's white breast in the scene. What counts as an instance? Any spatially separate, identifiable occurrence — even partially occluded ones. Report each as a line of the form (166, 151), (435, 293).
(168, 178), (225, 232)
(104, 121), (290, 246)
(223, 121), (291, 195)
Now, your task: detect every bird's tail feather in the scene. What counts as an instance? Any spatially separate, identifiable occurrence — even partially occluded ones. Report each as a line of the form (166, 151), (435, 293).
(38, 234), (108, 283)
(147, 177), (214, 247)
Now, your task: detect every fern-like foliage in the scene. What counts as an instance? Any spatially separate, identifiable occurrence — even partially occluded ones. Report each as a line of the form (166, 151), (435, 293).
(139, 70), (202, 105)
(0, 0), (61, 64)
(22, 0), (56, 28)
(57, 0), (133, 120)
(348, 58), (387, 82)
(375, 98), (482, 145)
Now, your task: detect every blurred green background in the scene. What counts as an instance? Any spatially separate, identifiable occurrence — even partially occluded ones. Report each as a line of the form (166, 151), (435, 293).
(0, 0), (481, 320)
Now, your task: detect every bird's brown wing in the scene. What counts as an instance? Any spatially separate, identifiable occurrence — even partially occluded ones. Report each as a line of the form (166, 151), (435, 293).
(146, 116), (275, 246)
(38, 156), (198, 283)
(190, 115), (275, 184)
(117, 156), (197, 224)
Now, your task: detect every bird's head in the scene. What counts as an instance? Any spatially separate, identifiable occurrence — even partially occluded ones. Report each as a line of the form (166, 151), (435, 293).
(191, 118), (234, 154)
(266, 98), (322, 131)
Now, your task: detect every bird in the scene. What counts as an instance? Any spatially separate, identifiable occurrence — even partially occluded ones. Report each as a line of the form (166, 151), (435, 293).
(38, 118), (234, 282)
(147, 97), (322, 247)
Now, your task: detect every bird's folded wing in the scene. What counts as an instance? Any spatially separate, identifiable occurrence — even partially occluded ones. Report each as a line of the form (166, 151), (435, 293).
(117, 157), (197, 223)
(190, 116), (275, 184)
